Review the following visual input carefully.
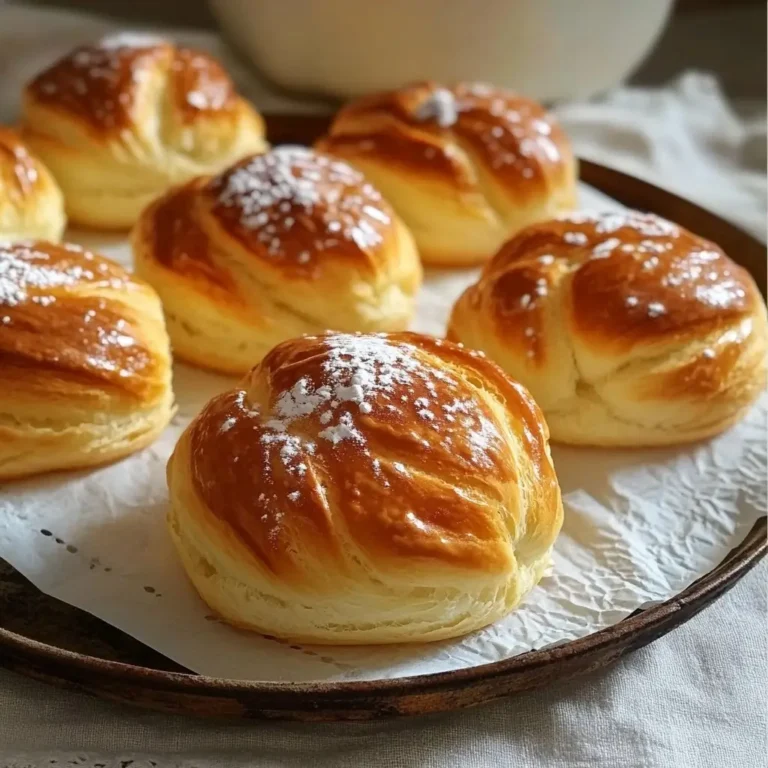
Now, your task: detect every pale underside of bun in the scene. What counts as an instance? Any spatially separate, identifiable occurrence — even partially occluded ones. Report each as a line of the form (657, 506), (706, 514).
(448, 211), (768, 447)
(333, 151), (577, 268)
(167, 497), (551, 645)
(0, 405), (172, 482)
(166, 332), (563, 644)
(21, 37), (267, 229)
(316, 82), (578, 266)
(149, 266), (418, 378)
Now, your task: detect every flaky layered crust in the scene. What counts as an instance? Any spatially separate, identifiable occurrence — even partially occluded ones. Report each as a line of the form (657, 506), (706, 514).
(0, 240), (173, 480)
(0, 127), (65, 242)
(132, 147), (422, 374)
(21, 33), (267, 229)
(448, 211), (768, 446)
(167, 331), (562, 644)
(316, 82), (577, 266)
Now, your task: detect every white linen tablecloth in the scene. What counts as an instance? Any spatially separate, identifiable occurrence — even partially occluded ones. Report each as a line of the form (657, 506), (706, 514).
(0, 5), (765, 766)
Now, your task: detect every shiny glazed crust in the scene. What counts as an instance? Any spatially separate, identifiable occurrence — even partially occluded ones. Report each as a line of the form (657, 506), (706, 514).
(0, 127), (66, 242)
(316, 82), (577, 266)
(166, 331), (563, 644)
(21, 34), (267, 229)
(0, 240), (174, 480)
(448, 211), (768, 446)
(132, 147), (422, 374)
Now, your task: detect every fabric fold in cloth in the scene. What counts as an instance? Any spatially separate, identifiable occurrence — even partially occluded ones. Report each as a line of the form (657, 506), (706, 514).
(555, 71), (767, 239)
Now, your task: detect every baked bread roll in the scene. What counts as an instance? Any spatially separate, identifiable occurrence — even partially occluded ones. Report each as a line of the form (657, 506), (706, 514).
(21, 33), (267, 230)
(133, 146), (422, 375)
(448, 211), (768, 447)
(316, 81), (577, 266)
(167, 331), (562, 644)
(0, 240), (174, 480)
(0, 127), (65, 242)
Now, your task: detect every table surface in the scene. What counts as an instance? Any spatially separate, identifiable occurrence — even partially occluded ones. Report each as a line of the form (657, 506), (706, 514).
(1, 568), (763, 767)
(0, 5), (766, 766)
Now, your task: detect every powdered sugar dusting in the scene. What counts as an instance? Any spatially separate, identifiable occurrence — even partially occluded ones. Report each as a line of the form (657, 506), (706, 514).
(0, 136), (39, 194)
(466, 82), (495, 97)
(32, 35), (168, 127)
(549, 213), (753, 319)
(186, 90), (209, 109)
(468, 415), (499, 465)
(34, 36), (233, 128)
(215, 147), (392, 261)
(98, 32), (166, 50)
(219, 417), (236, 433)
(319, 412), (365, 445)
(413, 87), (458, 127)
(175, 51), (234, 112)
(245, 334), (506, 482)
(592, 237), (621, 258)
(424, 83), (566, 176)
(694, 282), (746, 308)
(0, 243), (96, 306)
(558, 210), (680, 239)
(563, 232), (588, 246)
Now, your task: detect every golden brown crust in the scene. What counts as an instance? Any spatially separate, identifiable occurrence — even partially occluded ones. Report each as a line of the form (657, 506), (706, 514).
(448, 211), (768, 446)
(0, 127), (40, 196)
(203, 148), (397, 274)
(187, 333), (558, 577)
(27, 37), (168, 134)
(167, 331), (562, 642)
(21, 34), (267, 230)
(318, 131), (477, 190)
(0, 127), (66, 241)
(315, 82), (577, 265)
(0, 241), (163, 401)
(169, 47), (240, 121)
(26, 35), (241, 136)
(148, 176), (237, 296)
(319, 82), (572, 194)
(0, 239), (174, 481)
(133, 148), (423, 374)
(473, 211), (758, 359)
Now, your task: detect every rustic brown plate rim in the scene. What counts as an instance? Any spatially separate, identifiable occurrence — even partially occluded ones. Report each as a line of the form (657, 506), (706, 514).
(0, 518), (764, 697)
(0, 114), (765, 717)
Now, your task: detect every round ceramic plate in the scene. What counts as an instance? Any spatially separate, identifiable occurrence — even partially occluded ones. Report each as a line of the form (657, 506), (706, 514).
(0, 114), (765, 722)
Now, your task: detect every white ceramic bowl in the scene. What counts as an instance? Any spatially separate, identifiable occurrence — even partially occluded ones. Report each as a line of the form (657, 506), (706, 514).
(209, 0), (674, 102)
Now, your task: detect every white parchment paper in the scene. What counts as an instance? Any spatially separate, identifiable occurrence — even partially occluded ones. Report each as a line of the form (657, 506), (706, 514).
(0, 184), (764, 682)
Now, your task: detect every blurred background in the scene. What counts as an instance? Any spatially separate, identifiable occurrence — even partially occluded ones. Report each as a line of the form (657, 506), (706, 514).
(3, 0), (765, 238)
(9, 0), (767, 103)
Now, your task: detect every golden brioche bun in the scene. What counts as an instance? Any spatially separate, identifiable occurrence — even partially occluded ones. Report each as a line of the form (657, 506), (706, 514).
(0, 240), (174, 480)
(167, 331), (562, 644)
(448, 211), (768, 447)
(21, 33), (267, 230)
(316, 81), (577, 266)
(0, 127), (65, 243)
(132, 147), (422, 375)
